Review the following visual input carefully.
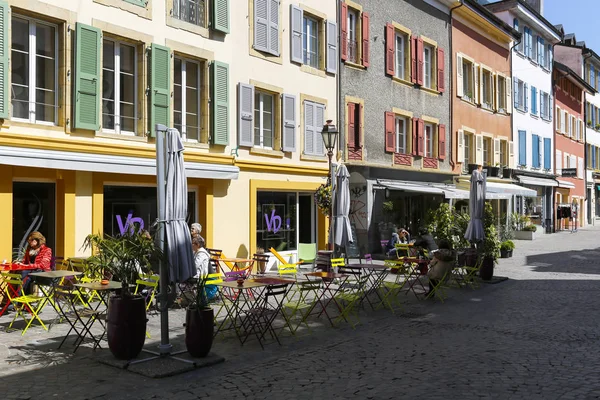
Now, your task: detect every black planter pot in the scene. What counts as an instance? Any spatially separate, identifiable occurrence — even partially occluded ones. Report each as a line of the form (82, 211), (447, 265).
(502, 168), (512, 179)
(468, 164), (478, 174)
(488, 166), (500, 177)
(500, 249), (509, 258)
(106, 295), (147, 360)
(185, 308), (214, 358)
(508, 250), (513, 257)
(480, 256), (495, 281)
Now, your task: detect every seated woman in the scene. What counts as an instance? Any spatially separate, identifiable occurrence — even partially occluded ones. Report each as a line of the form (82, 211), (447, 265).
(426, 239), (455, 296)
(21, 231), (53, 295)
(192, 236), (217, 300)
(385, 227), (401, 257)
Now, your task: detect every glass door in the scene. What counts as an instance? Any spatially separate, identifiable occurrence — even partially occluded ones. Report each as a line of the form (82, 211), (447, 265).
(298, 193), (316, 245)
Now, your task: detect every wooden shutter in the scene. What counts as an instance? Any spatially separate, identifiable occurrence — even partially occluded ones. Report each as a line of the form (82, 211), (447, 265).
(578, 157), (584, 179)
(326, 20), (337, 74)
(509, 141), (515, 168)
(212, 0), (230, 34)
(315, 103), (325, 155)
(340, 2), (348, 61)
(474, 63), (480, 105)
(494, 74), (499, 111)
(456, 54), (464, 97)
(506, 77), (512, 114)
(493, 138), (500, 165)
(150, 44), (171, 138)
(437, 47), (445, 92)
(438, 124), (446, 160)
(475, 134), (483, 165)
(0, 0), (8, 119)
(237, 83), (254, 147)
(304, 101), (315, 154)
(416, 37), (424, 86)
(417, 118), (424, 156)
(268, 0), (280, 56)
(290, 5), (303, 63)
(385, 111), (395, 152)
(411, 35), (418, 84)
(361, 12), (370, 67)
(347, 103), (356, 148)
(73, 23), (101, 130)
(457, 130), (465, 162)
(556, 150), (562, 174)
(211, 61), (229, 145)
(254, 0), (269, 53)
(282, 93), (296, 152)
(412, 117), (418, 155)
(358, 103), (363, 148)
(385, 23), (395, 76)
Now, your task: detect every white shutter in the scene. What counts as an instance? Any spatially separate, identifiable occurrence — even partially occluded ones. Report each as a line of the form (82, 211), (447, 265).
(254, 0), (269, 53)
(457, 129), (465, 162)
(282, 93), (296, 152)
(561, 110), (566, 133)
(326, 20), (337, 74)
(524, 82), (529, 112)
(570, 155), (576, 170)
(578, 157), (584, 179)
(493, 138), (500, 165)
(315, 103), (325, 155)
(237, 83), (255, 147)
(549, 94), (553, 121)
(474, 63), (480, 105)
(506, 77), (512, 114)
(475, 134), (483, 165)
(494, 73), (499, 112)
(456, 54), (464, 98)
(304, 101), (315, 155)
(268, 0), (280, 56)
(509, 141), (515, 168)
(290, 5), (303, 63)
(556, 150), (562, 175)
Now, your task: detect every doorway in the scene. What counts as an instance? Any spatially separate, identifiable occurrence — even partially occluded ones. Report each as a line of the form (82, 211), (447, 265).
(298, 194), (316, 244)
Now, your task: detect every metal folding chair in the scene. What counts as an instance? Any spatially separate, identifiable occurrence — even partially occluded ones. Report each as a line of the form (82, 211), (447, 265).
(241, 283), (291, 349)
(282, 280), (321, 335)
(3, 273), (49, 334)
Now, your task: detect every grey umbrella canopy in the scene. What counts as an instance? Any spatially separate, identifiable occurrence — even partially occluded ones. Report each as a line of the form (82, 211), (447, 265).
(464, 168), (486, 242)
(330, 164), (353, 249)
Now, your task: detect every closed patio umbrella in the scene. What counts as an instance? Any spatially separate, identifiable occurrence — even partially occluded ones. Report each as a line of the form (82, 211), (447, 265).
(330, 164), (353, 251)
(464, 167), (486, 243)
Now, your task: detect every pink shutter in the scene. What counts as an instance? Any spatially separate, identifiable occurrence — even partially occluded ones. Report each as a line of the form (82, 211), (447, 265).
(341, 3), (348, 61)
(361, 12), (370, 67)
(437, 47), (445, 92)
(358, 103), (364, 147)
(385, 23), (395, 76)
(385, 112), (395, 152)
(417, 118), (424, 156)
(412, 117), (418, 155)
(411, 35), (417, 83)
(417, 37), (424, 86)
(438, 124), (446, 160)
(347, 103), (356, 148)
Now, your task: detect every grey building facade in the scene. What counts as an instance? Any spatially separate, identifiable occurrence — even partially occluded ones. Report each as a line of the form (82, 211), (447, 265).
(339, 0), (453, 255)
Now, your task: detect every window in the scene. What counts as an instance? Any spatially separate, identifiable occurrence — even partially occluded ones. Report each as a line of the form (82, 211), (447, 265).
(483, 137), (491, 166)
(347, 8), (358, 63)
(514, 78), (527, 111)
(256, 191), (300, 252)
(11, 16), (58, 124)
(540, 91), (551, 120)
(497, 75), (507, 112)
(481, 69), (493, 110)
(424, 123), (434, 157)
(303, 15), (319, 68)
(462, 132), (472, 171)
(174, 57), (201, 142)
(461, 58), (474, 101)
(396, 116), (407, 154)
(499, 140), (508, 166)
(423, 45), (432, 89)
(254, 91), (274, 149)
(537, 37), (545, 66)
(303, 100), (325, 156)
(102, 39), (137, 134)
(395, 32), (405, 80)
(173, 0), (206, 28)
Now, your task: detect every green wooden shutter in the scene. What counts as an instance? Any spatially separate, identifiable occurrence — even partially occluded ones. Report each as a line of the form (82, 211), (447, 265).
(0, 1), (8, 119)
(212, 0), (230, 34)
(211, 61), (229, 145)
(150, 43), (171, 138)
(73, 23), (101, 130)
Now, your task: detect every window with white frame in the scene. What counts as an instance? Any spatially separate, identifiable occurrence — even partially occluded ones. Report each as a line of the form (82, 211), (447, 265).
(174, 57), (201, 142)
(423, 44), (432, 89)
(483, 136), (491, 166)
(497, 75), (507, 112)
(462, 58), (474, 101)
(515, 78), (526, 111)
(11, 16), (58, 124)
(173, 0), (206, 28)
(303, 15), (319, 68)
(347, 8), (358, 64)
(561, 110), (567, 133)
(537, 36), (545, 66)
(424, 123), (434, 157)
(395, 32), (406, 80)
(463, 133), (472, 171)
(540, 91), (550, 120)
(499, 139), (508, 166)
(254, 90), (274, 149)
(396, 116), (407, 154)
(481, 69), (493, 110)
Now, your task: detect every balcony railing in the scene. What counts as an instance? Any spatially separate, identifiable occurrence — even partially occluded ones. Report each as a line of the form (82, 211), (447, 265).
(347, 39), (358, 64)
(173, 0), (206, 28)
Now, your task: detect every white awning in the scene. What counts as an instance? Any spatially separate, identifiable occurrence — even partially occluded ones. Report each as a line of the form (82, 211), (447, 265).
(557, 179), (576, 189)
(0, 145), (240, 180)
(377, 179), (446, 195)
(517, 175), (558, 187)
(486, 181), (537, 197)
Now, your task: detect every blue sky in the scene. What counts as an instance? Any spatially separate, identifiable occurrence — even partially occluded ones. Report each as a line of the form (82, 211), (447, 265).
(544, 0), (600, 51)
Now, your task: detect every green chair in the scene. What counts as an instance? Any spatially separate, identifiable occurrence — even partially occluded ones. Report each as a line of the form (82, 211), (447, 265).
(282, 280), (321, 335)
(297, 243), (317, 271)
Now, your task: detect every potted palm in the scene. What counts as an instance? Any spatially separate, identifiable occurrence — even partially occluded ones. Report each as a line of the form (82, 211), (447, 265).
(84, 229), (160, 360)
(480, 203), (500, 280)
(185, 274), (215, 358)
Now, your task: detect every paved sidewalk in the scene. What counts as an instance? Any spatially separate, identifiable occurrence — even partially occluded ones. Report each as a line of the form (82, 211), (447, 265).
(3, 227), (600, 399)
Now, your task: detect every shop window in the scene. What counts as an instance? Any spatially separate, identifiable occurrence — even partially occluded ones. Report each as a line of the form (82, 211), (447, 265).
(256, 191), (298, 252)
(174, 57), (201, 142)
(173, 0), (206, 28)
(11, 16), (58, 125)
(102, 38), (137, 135)
(254, 90), (275, 149)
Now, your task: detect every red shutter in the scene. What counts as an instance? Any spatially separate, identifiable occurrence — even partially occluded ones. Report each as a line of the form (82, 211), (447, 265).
(347, 103), (356, 148)
(385, 23), (395, 76)
(437, 47), (445, 93)
(385, 112), (396, 152)
(438, 124), (446, 160)
(411, 35), (417, 83)
(417, 118), (425, 156)
(341, 2), (348, 61)
(358, 103), (364, 147)
(361, 12), (370, 67)
(412, 117), (418, 155)
(417, 37), (424, 86)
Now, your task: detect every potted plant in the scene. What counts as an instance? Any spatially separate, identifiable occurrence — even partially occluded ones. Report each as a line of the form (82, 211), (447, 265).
(500, 240), (515, 258)
(468, 164), (479, 174)
(314, 183), (332, 216)
(502, 165), (512, 179)
(84, 230), (160, 360)
(514, 223), (537, 240)
(480, 202), (500, 281)
(185, 274), (215, 358)
(588, 120), (593, 127)
(488, 163), (501, 177)
(596, 124), (600, 131)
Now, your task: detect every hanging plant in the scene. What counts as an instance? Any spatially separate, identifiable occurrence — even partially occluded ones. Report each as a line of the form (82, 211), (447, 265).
(314, 183), (332, 216)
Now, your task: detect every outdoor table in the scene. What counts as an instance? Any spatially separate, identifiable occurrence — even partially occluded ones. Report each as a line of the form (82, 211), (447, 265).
(1, 262), (37, 271)
(218, 258), (255, 274)
(304, 272), (349, 326)
(345, 264), (390, 310)
(401, 258), (430, 298)
(29, 270), (83, 315)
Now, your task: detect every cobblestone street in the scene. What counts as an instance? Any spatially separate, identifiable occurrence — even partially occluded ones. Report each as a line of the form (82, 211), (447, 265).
(4, 227), (600, 399)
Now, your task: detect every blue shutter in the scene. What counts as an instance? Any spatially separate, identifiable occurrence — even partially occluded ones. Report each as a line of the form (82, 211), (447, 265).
(531, 86), (537, 115)
(594, 146), (597, 169)
(593, 105), (597, 127)
(519, 130), (526, 166)
(544, 138), (551, 169)
(532, 134), (539, 167)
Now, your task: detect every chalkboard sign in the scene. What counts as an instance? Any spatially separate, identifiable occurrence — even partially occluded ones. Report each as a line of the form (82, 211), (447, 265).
(345, 222), (361, 258)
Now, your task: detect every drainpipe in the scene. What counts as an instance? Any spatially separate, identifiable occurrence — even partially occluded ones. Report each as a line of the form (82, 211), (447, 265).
(582, 52), (593, 224)
(337, 0), (343, 162)
(507, 26), (522, 215)
(448, 0), (464, 171)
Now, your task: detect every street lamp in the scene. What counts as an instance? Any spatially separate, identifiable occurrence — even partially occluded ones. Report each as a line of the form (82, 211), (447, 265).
(321, 120), (338, 251)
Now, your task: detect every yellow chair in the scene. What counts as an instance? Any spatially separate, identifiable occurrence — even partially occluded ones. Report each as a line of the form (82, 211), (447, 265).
(2, 272), (48, 335)
(269, 247), (299, 277)
(378, 259), (409, 313)
(134, 273), (160, 312)
(330, 257), (345, 272)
